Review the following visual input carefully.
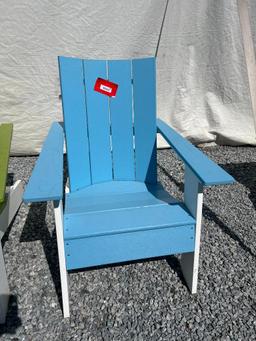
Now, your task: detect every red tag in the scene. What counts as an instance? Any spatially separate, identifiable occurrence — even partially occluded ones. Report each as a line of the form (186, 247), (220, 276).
(94, 78), (118, 97)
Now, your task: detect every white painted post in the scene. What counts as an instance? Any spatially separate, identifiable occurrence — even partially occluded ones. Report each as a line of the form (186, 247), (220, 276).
(0, 180), (24, 240)
(237, 0), (256, 133)
(180, 166), (203, 294)
(0, 245), (10, 324)
(53, 200), (70, 318)
(0, 180), (23, 324)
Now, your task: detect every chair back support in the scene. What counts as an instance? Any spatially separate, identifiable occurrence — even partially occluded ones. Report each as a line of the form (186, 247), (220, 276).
(58, 57), (157, 192)
(0, 123), (13, 203)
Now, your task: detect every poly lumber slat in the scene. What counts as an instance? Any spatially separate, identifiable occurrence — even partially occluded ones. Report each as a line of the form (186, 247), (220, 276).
(109, 60), (135, 180)
(64, 180), (170, 200)
(65, 224), (195, 270)
(58, 56), (91, 191)
(0, 124), (13, 203)
(66, 180), (150, 198)
(23, 122), (64, 202)
(133, 58), (157, 183)
(157, 119), (235, 185)
(64, 203), (195, 240)
(83, 60), (112, 183)
(65, 188), (178, 215)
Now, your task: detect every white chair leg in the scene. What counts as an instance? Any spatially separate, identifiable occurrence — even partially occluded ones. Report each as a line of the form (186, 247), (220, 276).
(0, 180), (23, 324)
(180, 166), (203, 294)
(0, 180), (24, 240)
(53, 200), (70, 318)
(0, 244), (10, 324)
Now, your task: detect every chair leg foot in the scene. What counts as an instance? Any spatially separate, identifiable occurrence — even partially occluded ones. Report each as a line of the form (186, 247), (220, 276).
(182, 166), (203, 295)
(180, 251), (198, 294)
(61, 270), (70, 318)
(0, 245), (10, 324)
(54, 200), (70, 318)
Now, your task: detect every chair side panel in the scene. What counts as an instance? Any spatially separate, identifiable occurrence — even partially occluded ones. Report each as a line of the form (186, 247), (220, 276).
(83, 60), (113, 183)
(109, 60), (135, 180)
(132, 58), (157, 183)
(58, 57), (91, 191)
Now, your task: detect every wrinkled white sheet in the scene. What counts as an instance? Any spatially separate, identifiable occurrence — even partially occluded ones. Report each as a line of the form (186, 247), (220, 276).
(0, 0), (255, 154)
(249, 0), (256, 52)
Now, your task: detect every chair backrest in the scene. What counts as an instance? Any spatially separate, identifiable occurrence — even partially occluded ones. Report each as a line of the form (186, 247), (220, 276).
(59, 57), (157, 193)
(0, 123), (13, 203)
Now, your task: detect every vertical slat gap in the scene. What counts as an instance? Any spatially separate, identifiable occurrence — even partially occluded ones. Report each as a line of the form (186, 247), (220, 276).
(82, 60), (93, 184)
(106, 60), (114, 179)
(131, 60), (136, 179)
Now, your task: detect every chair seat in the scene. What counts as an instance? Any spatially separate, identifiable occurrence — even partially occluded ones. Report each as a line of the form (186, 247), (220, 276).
(65, 181), (177, 214)
(63, 181), (196, 270)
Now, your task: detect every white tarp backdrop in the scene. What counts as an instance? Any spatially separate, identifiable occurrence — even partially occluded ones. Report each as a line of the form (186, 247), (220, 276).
(250, 1), (256, 59)
(0, 0), (255, 154)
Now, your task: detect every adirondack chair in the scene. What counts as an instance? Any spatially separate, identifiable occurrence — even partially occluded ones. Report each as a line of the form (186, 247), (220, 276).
(23, 57), (234, 318)
(0, 123), (23, 324)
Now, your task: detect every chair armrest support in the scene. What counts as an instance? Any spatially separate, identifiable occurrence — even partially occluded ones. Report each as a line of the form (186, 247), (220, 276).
(0, 124), (13, 203)
(157, 119), (235, 186)
(23, 122), (64, 203)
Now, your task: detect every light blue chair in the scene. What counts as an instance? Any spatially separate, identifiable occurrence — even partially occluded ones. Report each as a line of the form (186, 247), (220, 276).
(23, 57), (234, 317)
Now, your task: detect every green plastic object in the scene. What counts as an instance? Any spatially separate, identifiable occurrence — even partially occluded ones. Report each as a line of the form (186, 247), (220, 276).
(0, 123), (13, 204)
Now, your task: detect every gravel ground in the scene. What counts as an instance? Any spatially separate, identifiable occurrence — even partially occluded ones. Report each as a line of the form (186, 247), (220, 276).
(0, 146), (256, 340)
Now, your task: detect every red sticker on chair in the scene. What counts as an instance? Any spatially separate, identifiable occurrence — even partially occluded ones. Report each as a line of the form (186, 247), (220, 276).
(94, 78), (118, 97)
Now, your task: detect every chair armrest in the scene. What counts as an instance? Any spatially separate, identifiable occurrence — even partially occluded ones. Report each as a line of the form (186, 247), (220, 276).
(157, 119), (235, 186)
(23, 122), (64, 203)
(0, 124), (13, 203)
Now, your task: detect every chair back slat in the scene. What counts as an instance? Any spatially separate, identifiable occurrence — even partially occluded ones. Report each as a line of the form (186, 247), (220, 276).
(83, 60), (113, 183)
(133, 58), (157, 183)
(109, 60), (134, 180)
(58, 57), (91, 191)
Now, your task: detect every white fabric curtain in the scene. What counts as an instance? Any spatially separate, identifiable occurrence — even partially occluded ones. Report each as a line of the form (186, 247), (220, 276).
(249, 0), (256, 54)
(0, 0), (255, 154)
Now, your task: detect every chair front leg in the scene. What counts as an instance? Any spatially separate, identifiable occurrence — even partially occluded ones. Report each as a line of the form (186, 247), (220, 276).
(53, 200), (70, 318)
(0, 180), (23, 324)
(0, 244), (10, 324)
(180, 165), (203, 294)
